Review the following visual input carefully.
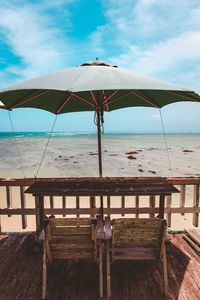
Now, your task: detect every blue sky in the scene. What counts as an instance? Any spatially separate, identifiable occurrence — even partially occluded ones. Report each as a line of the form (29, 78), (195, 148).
(0, 0), (200, 133)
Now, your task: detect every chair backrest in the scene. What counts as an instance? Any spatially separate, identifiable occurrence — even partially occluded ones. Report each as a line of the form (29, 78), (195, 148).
(47, 218), (95, 260)
(112, 218), (167, 261)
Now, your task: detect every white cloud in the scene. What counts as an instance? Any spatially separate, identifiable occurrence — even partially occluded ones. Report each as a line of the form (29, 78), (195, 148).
(0, 0), (200, 96)
(0, 1), (75, 87)
(98, 0), (200, 92)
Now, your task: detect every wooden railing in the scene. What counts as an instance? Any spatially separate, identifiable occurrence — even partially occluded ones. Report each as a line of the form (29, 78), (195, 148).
(0, 177), (199, 232)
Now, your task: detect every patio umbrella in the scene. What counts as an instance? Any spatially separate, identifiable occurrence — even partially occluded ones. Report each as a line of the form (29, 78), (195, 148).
(0, 58), (200, 178)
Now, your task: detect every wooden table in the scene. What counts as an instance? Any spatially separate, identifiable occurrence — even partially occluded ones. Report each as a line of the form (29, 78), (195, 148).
(25, 179), (179, 226)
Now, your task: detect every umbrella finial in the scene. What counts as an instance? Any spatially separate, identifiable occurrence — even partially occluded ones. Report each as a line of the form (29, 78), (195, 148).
(80, 59), (118, 68)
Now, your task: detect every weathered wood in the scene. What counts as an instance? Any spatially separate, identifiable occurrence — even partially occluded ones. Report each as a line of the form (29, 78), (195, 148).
(99, 242), (104, 298)
(52, 226), (91, 236)
(106, 240), (111, 299)
(180, 185), (186, 216)
(96, 215), (104, 240)
(6, 186), (12, 217)
(166, 195), (172, 227)
(193, 185), (199, 227)
(25, 180), (179, 196)
(107, 196), (110, 217)
(50, 195), (54, 217)
(38, 196), (45, 228)
(51, 218), (91, 226)
(184, 229), (200, 254)
(90, 195), (96, 218)
(183, 235), (200, 255)
(111, 218), (168, 298)
(1, 176), (200, 186)
(159, 195), (165, 218)
(162, 243), (168, 297)
(76, 196), (80, 218)
(20, 186), (27, 229)
(105, 216), (112, 240)
(34, 197), (40, 231)
(45, 238), (52, 264)
(121, 196), (125, 216)
(48, 218), (94, 258)
(185, 229), (200, 246)
(1, 206), (200, 217)
(2, 176), (200, 231)
(62, 196), (66, 217)
(1, 232), (200, 300)
(51, 251), (94, 260)
(149, 195), (155, 218)
(42, 241), (47, 300)
(135, 195), (139, 218)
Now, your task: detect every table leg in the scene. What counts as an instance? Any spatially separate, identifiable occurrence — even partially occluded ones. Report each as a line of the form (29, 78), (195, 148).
(159, 195), (165, 219)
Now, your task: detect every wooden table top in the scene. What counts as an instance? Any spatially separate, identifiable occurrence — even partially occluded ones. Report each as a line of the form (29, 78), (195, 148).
(25, 179), (179, 197)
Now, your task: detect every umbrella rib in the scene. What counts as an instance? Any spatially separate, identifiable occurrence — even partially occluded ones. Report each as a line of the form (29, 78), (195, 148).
(131, 91), (159, 108)
(103, 91), (110, 112)
(104, 90), (133, 106)
(90, 91), (99, 108)
(102, 90), (119, 104)
(56, 94), (72, 114)
(8, 90), (50, 109)
(69, 92), (95, 108)
(168, 90), (200, 102)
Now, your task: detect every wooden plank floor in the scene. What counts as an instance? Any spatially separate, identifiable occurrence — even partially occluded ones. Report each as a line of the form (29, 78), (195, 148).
(0, 232), (199, 300)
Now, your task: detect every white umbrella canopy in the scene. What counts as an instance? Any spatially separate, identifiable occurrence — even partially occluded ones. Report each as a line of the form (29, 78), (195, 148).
(0, 59), (200, 114)
(1, 59), (200, 177)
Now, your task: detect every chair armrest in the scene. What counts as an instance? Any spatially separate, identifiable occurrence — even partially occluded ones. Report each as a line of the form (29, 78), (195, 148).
(105, 216), (112, 240)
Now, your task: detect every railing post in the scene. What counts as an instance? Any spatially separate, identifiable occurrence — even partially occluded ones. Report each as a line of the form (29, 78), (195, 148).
(6, 186), (12, 217)
(149, 195), (155, 218)
(193, 184), (199, 227)
(166, 195), (172, 227)
(50, 196), (54, 217)
(121, 196), (125, 217)
(107, 196), (110, 218)
(90, 196), (96, 218)
(135, 196), (139, 218)
(62, 196), (66, 217)
(180, 185), (186, 215)
(35, 196), (40, 231)
(76, 196), (80, 218)
(20, 186), (27, 229)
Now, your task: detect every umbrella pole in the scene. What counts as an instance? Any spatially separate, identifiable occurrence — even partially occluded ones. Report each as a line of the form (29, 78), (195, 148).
(96, 109), (103, 179)
(96, 109), (104, 219)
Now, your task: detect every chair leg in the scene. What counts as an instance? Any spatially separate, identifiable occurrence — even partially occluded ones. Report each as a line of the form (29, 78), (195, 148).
(106, 240), (111, 300)
(42, 242), (47, 299)
(99, 242), (104, 299)
(162, 244), (168, 297)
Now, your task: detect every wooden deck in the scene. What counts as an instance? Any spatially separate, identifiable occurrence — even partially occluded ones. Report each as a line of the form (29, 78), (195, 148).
(0, 232), (199, 300)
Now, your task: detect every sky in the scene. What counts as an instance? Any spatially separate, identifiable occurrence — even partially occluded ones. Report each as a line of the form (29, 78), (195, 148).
(0, 0), (200, 133)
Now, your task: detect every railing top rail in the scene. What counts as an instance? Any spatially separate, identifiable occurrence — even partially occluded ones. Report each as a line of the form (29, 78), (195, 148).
(0, 176), (200, 186)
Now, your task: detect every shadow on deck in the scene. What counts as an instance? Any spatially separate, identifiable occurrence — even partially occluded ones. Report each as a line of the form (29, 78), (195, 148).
(0, 232), (199, 300)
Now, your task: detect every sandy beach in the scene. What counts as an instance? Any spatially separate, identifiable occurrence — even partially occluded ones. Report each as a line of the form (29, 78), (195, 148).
(1, 132), (200, 178)
(0, 132), (200, 231)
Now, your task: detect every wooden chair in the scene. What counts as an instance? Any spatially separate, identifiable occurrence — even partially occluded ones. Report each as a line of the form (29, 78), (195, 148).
(40, 216), (104, 299)
(107, 218), (168, 299)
